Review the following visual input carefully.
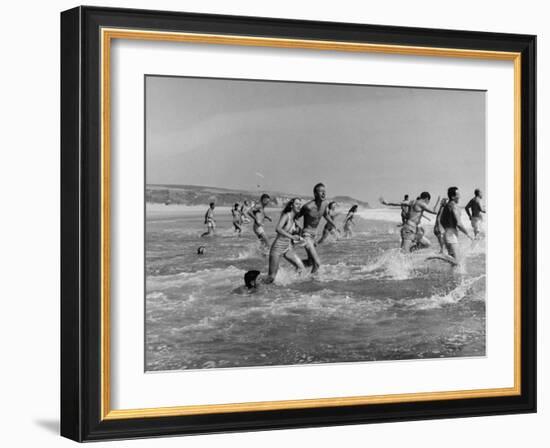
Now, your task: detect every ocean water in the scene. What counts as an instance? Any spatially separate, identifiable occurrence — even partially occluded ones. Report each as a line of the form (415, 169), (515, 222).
(145, 206), (486, 371)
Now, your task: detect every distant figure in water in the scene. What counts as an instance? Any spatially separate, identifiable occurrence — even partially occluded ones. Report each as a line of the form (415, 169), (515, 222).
(266, 198), (306, 283)
(438, 187), (473, 263)
(247, 194), (272, 250)
(379, 194), (410, 226)
(197, 246), (205, 255)
(433, 197), (449, 254)
(342, 205), (358, 238)
(465, 188), (486, 239)
(296, 183), (336, 274)
(200, 202), (216, 237)
(231, 203), (242, 235)
(317, 201), (339, 244)
(398, 192), (436, 252)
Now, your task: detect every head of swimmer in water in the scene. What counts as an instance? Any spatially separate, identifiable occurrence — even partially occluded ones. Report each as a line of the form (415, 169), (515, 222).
(313, 183), (326, 201)
(281, 198), (302, 216)
(447, 186), (460, 203)
(244, 270), (261, 289)
(418, 191), (431, 204)
(260, 193), (270, 207)
(475, 188), (483, 199)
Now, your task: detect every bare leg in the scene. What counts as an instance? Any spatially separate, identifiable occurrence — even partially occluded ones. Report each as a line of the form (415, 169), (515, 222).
(317, 229), (330, 245)
(284, 249), (305, 272)
(304, 238), (321, 273)
(268, 250), (281, 282)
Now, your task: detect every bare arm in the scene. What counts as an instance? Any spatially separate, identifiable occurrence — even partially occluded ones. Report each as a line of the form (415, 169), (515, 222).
(464, 200), (473, 219)
(380, 197), (407, 207)
(453, 205), (472, 239)
(418, 202), (437, 215)
(323, 208), (337, 228)
(247, 206), (260, 225)
(275, 214), (295, 239)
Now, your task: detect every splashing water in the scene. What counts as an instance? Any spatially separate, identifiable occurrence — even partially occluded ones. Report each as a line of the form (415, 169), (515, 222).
(145, 207), (486, 371)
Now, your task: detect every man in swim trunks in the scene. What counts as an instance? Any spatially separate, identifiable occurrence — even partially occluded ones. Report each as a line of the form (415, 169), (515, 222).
(200, 202), (216, 237)
(465, 188), (486, 239)
(398, 192), (437, 252)
(247, 193), (272, 249)
(380, 194), (410, 226)
(433, 197), (448, 253)
(295, 183), (336, 273)
(231, 203), (242, 235)
(440, 186), (473, 261)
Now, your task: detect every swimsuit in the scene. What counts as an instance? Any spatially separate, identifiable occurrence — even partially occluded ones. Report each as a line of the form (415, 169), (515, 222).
(253, 223), (265, 238)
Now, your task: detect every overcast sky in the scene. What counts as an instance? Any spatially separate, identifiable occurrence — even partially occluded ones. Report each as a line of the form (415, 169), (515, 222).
(146, 75), (486, 204)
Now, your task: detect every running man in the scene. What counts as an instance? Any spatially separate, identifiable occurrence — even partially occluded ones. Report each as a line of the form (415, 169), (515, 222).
(247, 193), (272, 249)
(200, 202), (216, 237)
(438, 186), (473, 263)
(266, 198), (306, 282)
(296, 183), (336, 273)
(397, 192), (437, 252)
(240, 200), (252, 224)
(317, 201), (339, 244)
(231, 203), (242, 235)
(465, 188), (486, 239)
(342, 205), (358, 238)
(433, 197), (448, 253)
(380, 195), (410, 225)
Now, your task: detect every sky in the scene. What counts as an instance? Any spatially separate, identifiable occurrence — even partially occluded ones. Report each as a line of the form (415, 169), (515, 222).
(145, 75), (486, 204)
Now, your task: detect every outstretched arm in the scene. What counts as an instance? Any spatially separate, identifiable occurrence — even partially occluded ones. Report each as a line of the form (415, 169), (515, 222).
(418, 202), (437, 215)
(379, 197), (407, 207)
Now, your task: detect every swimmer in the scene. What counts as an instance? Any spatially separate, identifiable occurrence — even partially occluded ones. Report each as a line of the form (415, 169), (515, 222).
(397, 192), (437, 252)
(247, 194), (272, 249)
(432, 186), (473, 264)
(317, 201), (339, 244)
(342, 205), (358, 238)
(296, 183), (336, 274)
(231, 203), (242, 235)
(465, 188), (486, 239)
(266, 198), (306, 283)
(200, 202), (216, 237)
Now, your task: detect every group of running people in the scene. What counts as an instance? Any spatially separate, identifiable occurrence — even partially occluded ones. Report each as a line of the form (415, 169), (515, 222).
(381, 187), (486, 265)
(201, 183), (359, 284)
(202, 183), (485, 289)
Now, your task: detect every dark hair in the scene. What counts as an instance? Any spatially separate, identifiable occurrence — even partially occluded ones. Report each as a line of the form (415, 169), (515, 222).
(348, 205), (358, 213)
(447, 186), (459, 199)
(281, 197), (301, 215)
(244, 270), (261, 288)
(234, 203), (239, 209)
(475, 188), (481, 196)
(419, 191), (431, 201)
(404, 194), (409, 200)
(328, 201), (337, 210)
(209, 202), (215, 207)
(260, 193), (270, 201)
(313, 183), (325, 195)
(197, 246), (205, 255)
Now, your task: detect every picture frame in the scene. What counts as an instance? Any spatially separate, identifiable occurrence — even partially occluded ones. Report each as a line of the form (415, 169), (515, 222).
(60, 5), (536, 442)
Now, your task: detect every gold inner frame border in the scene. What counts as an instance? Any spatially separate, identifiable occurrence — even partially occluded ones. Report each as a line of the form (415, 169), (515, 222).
(99, 27), (522, 421)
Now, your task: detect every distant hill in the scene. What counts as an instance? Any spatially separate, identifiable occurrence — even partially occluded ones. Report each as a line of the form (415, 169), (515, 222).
(146, 184), (370, 209)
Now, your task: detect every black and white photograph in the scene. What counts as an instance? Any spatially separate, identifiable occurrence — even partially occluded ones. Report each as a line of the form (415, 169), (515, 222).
(145, 75), (487, 372)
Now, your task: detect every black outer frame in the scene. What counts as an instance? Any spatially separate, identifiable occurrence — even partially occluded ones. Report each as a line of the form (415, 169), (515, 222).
(60, 6), (536, 442)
